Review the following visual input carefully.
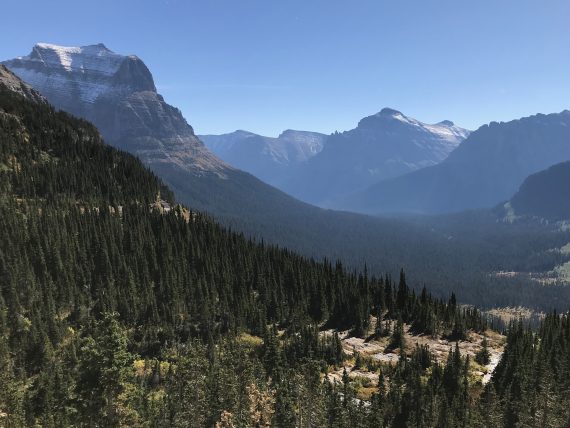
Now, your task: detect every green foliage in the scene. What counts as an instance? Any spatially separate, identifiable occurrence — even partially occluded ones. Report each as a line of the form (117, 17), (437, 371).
(490, 314), (570, 427)
(74, 313), (137, 426)
(388, 316), (405, 352)
(474, 336), (491, 366)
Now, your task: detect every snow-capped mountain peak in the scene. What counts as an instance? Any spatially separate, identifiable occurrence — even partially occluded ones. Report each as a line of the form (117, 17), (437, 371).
(5, 43), (155, 107)
(359, 107), (470, 146)
(29, 43), (123, 75)
(377, 107), (404, 117)
(3, 43), (228, 177)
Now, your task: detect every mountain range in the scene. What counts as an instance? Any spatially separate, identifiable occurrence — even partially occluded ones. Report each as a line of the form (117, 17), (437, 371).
(199, 129), (327, 187)
(282, 108), (469, 206)
(201, 108), (469, 207)
(346, 111), (570, 214)
(4, 43), (451, 282)
(4, 43), (570, 310)
(201, 106), (570, 218)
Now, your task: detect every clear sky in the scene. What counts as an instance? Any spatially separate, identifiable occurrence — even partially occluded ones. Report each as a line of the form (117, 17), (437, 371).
(2, 0), (570, 136)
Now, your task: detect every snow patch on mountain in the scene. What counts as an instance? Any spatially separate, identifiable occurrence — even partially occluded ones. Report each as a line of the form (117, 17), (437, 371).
(368, 108), (469, 148)
(4, 43), (154, 106)
(30, 43), (123, 74)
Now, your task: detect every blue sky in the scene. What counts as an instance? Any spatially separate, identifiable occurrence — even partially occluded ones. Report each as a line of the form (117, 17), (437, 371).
(2, 0), (570, 136)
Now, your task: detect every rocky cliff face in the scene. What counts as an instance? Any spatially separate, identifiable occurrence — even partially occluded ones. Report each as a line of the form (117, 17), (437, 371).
(3, 43), (228, 177)
(282, 108), (469, 207)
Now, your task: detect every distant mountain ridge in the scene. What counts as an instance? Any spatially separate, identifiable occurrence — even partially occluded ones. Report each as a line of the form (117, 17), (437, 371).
(282, 107), (469, 207)
(199, 129), (327, 187)
(347, 110), (570, 215)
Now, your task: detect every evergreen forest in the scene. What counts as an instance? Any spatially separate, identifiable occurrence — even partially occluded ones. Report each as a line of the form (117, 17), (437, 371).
(0, 81), (569, 426)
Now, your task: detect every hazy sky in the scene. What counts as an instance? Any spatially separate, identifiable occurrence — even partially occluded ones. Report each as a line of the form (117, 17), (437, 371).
(2, 0), (570, 136)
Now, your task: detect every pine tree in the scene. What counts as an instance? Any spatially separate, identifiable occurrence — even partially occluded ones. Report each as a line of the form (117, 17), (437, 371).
(475, 336), (491, 366)
(389, 316), (405, 352)
(274, 373), (297, 428)
(74, 313), (137, 426)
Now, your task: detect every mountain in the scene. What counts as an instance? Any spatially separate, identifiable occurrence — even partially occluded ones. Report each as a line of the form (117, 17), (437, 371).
(505, 161), (570, 221)
(199, 129), (327, 187)
(3, 43), (228, 177)
(282, 108), (469, 207)
(3, 43), (332, 224)
(348, 111), (570, 215)
(5, 44), (570, 312)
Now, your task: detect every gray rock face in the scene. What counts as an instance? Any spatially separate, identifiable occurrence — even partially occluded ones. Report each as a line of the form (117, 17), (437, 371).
(348, 111), (570, 215)
(282, 108), (469, 207)
(199, 129), (327, 186)
(3, 43), (228, 178)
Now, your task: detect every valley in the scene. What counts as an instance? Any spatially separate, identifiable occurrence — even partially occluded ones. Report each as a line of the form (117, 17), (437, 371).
(2, 3), (570, 424)
(4, 44), (570, 315)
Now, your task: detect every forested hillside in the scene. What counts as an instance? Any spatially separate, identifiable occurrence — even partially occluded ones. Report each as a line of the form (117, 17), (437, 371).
(0, 73), (569, 427)
(7, 46), (570, 314)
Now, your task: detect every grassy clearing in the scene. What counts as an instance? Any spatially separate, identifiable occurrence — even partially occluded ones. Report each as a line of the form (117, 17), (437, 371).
(237, 332), (263, 348)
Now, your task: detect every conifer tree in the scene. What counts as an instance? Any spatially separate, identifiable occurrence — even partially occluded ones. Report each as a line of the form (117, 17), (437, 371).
(475, 336), (491, 366)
